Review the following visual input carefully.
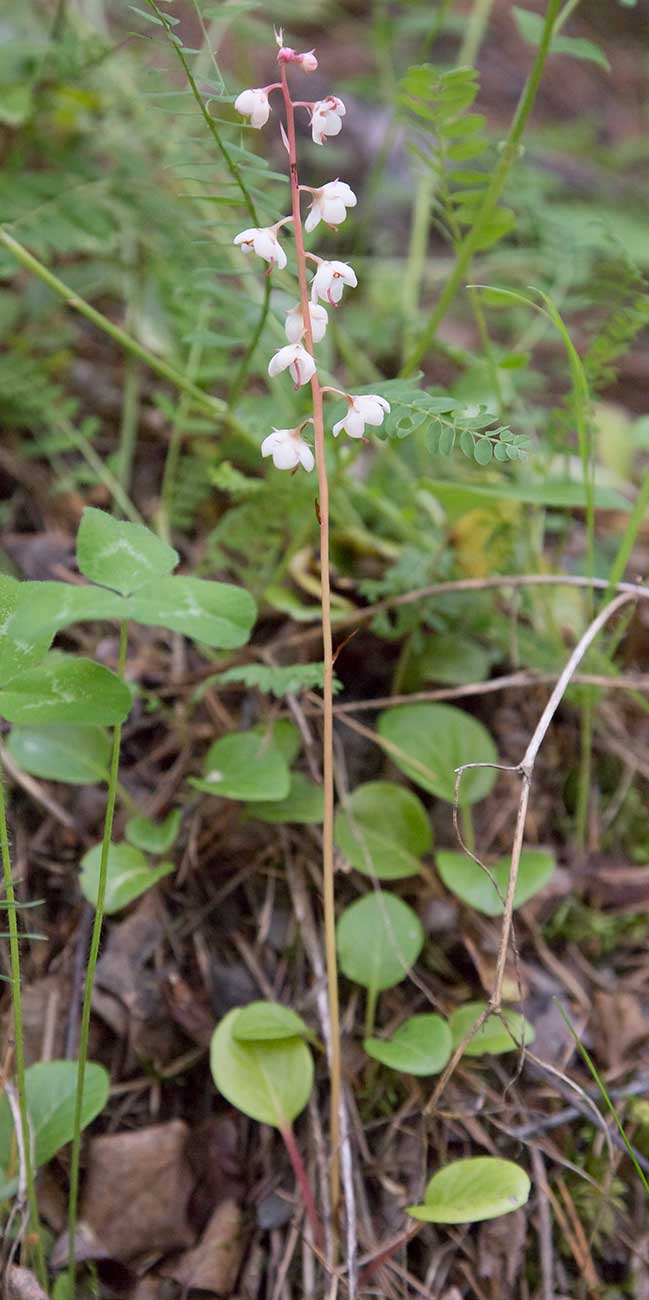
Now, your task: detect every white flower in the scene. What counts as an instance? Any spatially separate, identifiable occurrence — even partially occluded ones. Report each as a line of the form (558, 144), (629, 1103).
(262, 427), (315, 472)
(333, 393), (391, 439)
(311, 259), (357, 306)
(285, 301), (328, 343)
(311, 96), (346, 145)
(233, 226), (287, 270)
(304, 180), (357, 233)
(234, 88), (271, 129)
(299, 50), (318, 72)
(268, 343), (316, 388)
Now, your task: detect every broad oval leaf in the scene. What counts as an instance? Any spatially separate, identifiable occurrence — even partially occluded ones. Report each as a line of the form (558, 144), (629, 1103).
(9, 582), (128, 641)
(0, 1060), (109, 1200)
(247, 772), (324, 824)
(449, 1001), (535, 1056)
(128, 576), (256, 649)
(0, 576), (52, 685)
(377, 704), (497, 805)
(233, 1002), (311, 1043)
(6, 724), (111, 785)
(77, 507), (179, 596)
(407, 1157), (530, 1223)
(364, 1014), (452, 1075)
(405, 636), (490, 689)
(436, 848), (556, 916)
(334, 781), (432, 880)
(125, 809), (182, 854)
(0, 657), (132, 725)
(336, 893), (424, 993)
(80, 842), (174, 914)
(190, 731), (290, 802)
(210, 1008), (313, 1128)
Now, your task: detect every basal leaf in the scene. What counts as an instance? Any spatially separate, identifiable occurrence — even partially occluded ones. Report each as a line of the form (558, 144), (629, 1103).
(0, 657), (132, 725)
(449, 1001), (535, 1055)
(190, 731), (290, 802)
(232, 1002), (311, 1043)
(0, 576), (52, 685)
(334, 781), (431, 880)
(6, 724), (111, 785)
(128, 576), (256, 648)
(364, 1014), (452, 1075)
(247, 772), (324, 824)
(210, 1008), (313, 1128)
(436, 848), (556, 916)
(336, 893), (424, 994)
(0, 1060), (109, 1200)
(80, 842), (174, 913)
(9, 582), (128, 641)
(407, 1157), (530, 1223)
(77, 507), (179, 596)
(377, 704), (497, 805)
(125, 809), (182, 854)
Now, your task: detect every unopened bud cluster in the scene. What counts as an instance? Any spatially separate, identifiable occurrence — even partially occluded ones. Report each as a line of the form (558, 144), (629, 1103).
(233, 36), (390, 474)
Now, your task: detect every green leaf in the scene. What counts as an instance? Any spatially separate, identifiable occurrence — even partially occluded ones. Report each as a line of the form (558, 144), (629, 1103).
(218, 661), (340, 698)
(190, 731), (290, 802)
(377, 704), (497, 805)
(0, 576), (52, 685)
(437, 848), (556, 916)
(364, 1014), (452, 1076)
(124, 809), (182, 854)
(128, 576), (256, 648)
(336, 893), (424, 994)
(407, 1157), (530, 1223)
(0, 1060), (109, 1199)
(256, 719), (301, 766)
(9, 582), (128, 641)
(421, 476), (630, 513)
(513, 7), (611, 71)
(449, 1001), (535, 1055)
(0, 657), (132, 725)
(80, 842), (174, 914)
(334, 781), (431, 881)
(76, 507), (179, 596)
(6, 725), (111, 785)
(232, 1002), (311, 1043)
(247, 773), (324, 824)
(210, 1008), (313, 1128)
(405, 636), (490, 688)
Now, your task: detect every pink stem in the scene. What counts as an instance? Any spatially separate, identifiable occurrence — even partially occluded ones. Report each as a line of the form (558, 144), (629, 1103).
(281, 1125), (324, 1249)
(279, 61), (342, 1225)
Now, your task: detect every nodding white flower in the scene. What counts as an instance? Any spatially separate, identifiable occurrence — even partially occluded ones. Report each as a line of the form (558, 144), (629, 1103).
(268, 343), (316, 389)
(285, 301), (328, 343)
(233, 225), (287, 270)
(311, 259), (357, 306)
(234, 87), (271, 129)
(304, 180), (357, 232)
(262, 426), (315, 472)
(278, 45), (318, 72)
(311, 96), (346, 145)
(333, 393), (391, 439)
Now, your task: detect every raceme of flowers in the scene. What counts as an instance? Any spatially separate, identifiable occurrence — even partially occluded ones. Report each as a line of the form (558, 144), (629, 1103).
(233, 39), (390, 472)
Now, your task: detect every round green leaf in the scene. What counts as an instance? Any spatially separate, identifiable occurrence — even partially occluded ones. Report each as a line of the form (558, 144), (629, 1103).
(128, 576), (256, 649)
(247, 772), (324, 824)
(449, 1002), (535, 1056)
(210, 1008), (313, 1128)
(0, 656), (132, 725)
(7, 725), (111, 785)
(336, 893), (424, 993)
(190, 731), (290, 802)
(77, 507), (179, 596)
(364, 1014), (452, 1075)
(377, 704), (497, 805)
(80, 842), (174, 914)
(125, 809), (182, 854)
(407, 1157), (530, 1223)
(0, 1060), (109, 1200)
(233, 1001), (311, 1043)
(258, 719), (301, 766)
(334, 781), (431, 880)
(437, 848), (556, 916)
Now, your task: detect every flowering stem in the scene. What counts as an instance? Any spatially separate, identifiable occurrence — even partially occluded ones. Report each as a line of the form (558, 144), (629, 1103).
(280, 61), (342, 1226)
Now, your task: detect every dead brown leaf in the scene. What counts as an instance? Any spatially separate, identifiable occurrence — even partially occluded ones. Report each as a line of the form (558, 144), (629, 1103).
(162, 1198), (245, 1295)
(592, 990), (649, 1071)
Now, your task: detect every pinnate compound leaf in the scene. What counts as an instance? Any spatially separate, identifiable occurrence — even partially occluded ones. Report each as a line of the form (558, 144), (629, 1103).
(247, 772), (324, 824)
(80, 842), (174, 913)
(125, 809), (182, 854)
(336, 893), (424, 994)
(0, 657), (132, 725)
(513, 7), (611, 71)
(6, 725), (111, 785)
(364, 1014), (452, 1075)
(77, 507), (179, 596)
(334, 781), (431, 880)
(436, 848), (556, 916)
(218, 661), (340, 698)
(190, 731), (290, 802)
(407, 1157), (530, 1223)
(128, 576), (256, 648)
(233, 1002), (311, 1043)
(449, 1001), (535, 1055)
(377, 703), (497, 805)
(0, 1060), (109, 1199)
(0, 576), (52, 684)
(210, 1007), (313, 1127)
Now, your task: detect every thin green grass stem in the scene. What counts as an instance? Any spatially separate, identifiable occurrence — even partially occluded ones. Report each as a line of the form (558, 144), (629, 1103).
(0, 764), (49, 1291)
(400, 0), (562, 376)
(67, 621), (128, 1295)
(458, 0), (495, 67)
(115, 355), (141, 498)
